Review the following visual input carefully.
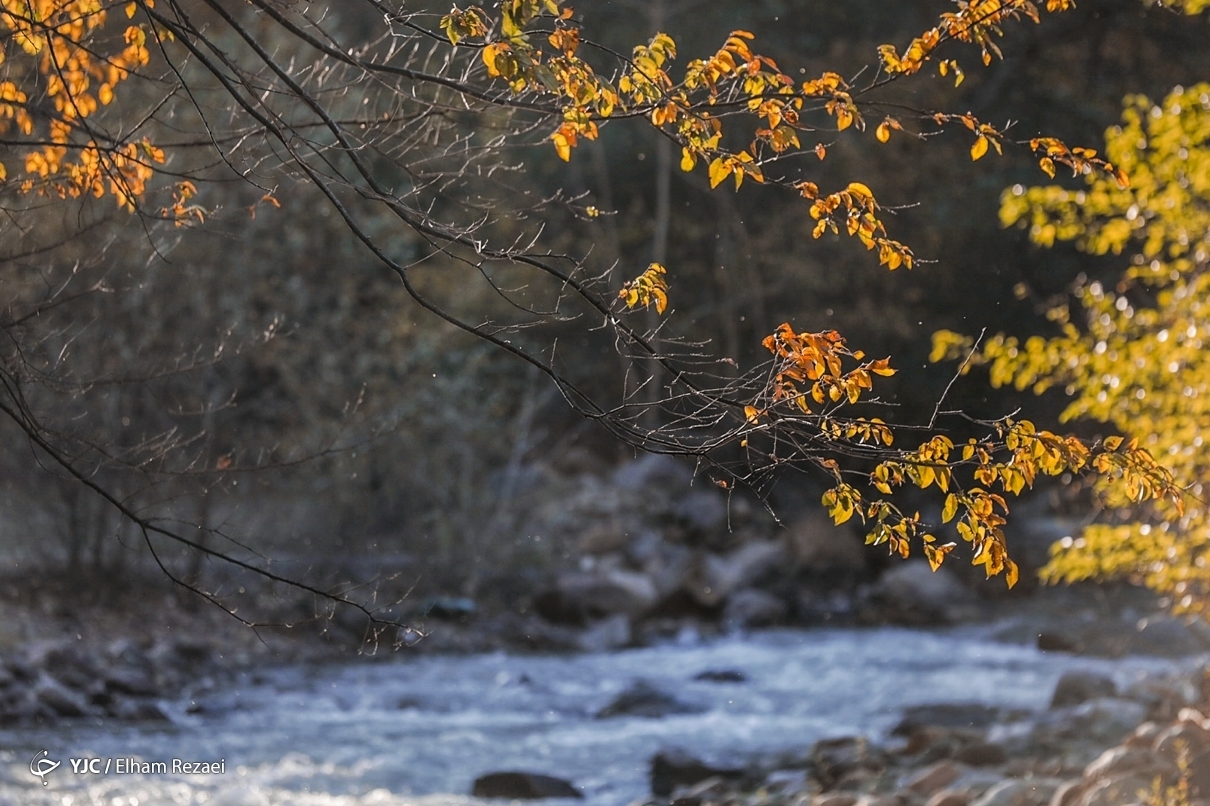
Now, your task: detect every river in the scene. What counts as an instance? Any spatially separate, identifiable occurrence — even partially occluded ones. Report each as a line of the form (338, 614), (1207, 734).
(0, 625), (1193, 806)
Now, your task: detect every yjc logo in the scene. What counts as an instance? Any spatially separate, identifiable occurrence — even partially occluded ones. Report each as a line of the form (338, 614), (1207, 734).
(29, 750), (60, 786)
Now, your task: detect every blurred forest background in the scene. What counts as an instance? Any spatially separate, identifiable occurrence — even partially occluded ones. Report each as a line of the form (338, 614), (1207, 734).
(1, 0), (1208, 621)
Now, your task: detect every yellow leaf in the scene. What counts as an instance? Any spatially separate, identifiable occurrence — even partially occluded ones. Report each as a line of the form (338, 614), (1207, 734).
(1039, 156), (1056, 178)
(680, 148), (696, 172)
(651, 287), (668, 314)
(744, 405), (761, 423)
(815, 143), (827, 160)
(970, 135), (989, 161)
(708, 157), (729, 189)
(876, 122), (890, 143)
(482, 43), (506, 77)
(126, 2), (137, 18)
(942, 493), (958, 523)
(1005, 559), (1020, 589)
(551, 132), (571, 162)
(0, 161), (5, 181)
(846, 182), (874, 203)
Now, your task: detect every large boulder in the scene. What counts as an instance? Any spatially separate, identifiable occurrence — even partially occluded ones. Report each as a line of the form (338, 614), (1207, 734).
(722, 589), (788, 628)
(869, 561), (978, 624)
(670, 490), (728, 537)
(1051, 671), (1116, 708)
(535, 569), (658, 624)
(471, 771), (582, 799)
(786, 511), (868, 573)
(682, 540), (787, 608)
(612, 454), (694, 493)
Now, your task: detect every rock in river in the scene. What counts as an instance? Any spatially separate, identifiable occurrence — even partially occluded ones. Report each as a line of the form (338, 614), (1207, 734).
(596, 680), (705, 718)
(472, 771), (582, 799)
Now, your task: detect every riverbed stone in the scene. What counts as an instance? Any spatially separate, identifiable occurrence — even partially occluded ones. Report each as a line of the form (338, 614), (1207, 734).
(1074, 773), (1153, 806)
(693, 669), (746, 683)
(895, 703), (1005, 734)
(811, 736), (889, 789)
(971, 779), (1060, 806)
(471, 771), (582, 799)
(649, 748), (743, 797)
(813, 794), (859, 806)
(1152, 720), (1210, 762)
(104, 665), (159, 697)
(1036, 697), (1147, 743)
(1187, 749), (1210, 797)
(597, 680), (704, 718)
(1047, 781), (1083, 806)
(1082, 745), (1169, 781)
(953, 742), (1009, 767)
(34, 674), (89, 717)
(904, 760), (962, 796)
(1050, 672), (1116, 708)
(926, 791), (972, 806)
(722, 588), (787, 628)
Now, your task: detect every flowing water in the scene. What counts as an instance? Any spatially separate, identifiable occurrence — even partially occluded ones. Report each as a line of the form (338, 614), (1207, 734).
(0, 625), (1194, 806)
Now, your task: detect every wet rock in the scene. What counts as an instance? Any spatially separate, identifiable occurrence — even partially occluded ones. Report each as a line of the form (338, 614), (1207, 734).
(693, 669), (746, 683)
(1048, 780), (1083, 806)
(894, 703), (1006, 734)
(471, 771), (582, 799)
(813, 795), (859, 806)
(897, 726), (986, 764)
(903, 760), (962, 796)
(422, 596), (477, 621)
(1076, 774), (1154, 806)
(1152, 718), (1210, 766)
(597, 681), (705, 719)
(1035, 697), (1147, 744)
(538, 570), (658, 624)
(870, 561), (979, 624)
(1037, 633), (1082, 653)
(34, 674), (90, 717)
(682, 541), (786, 608)
(971, 779), (1060, 806)
(1127, 617), (1207, 657)
(31, 643), (99, 691)
(926, 791), (972, 806)
(576, 615), (631, 653)
(1188, 749), (1210, 797)
(722, 589), (787, 628)
(104, 665), (158, 697)
(953, 742), (1009, 767)
(1126, 675), (1204, 721)
(650, 748), (743, 797)
(1051, 672), (1116, 708)
(1082, 745), (1170, 781)
(106, 697), (170, 721)
(811, 736), (889, 789)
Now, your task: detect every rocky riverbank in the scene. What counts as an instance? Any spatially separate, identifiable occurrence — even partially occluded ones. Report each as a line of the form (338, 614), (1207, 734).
(629, 666), (1210, 806)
